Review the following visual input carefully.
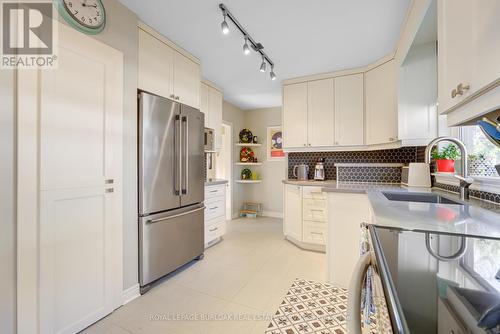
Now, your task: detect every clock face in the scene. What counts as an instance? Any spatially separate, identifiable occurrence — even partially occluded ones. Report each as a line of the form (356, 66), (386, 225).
(62, 0), (105, 31)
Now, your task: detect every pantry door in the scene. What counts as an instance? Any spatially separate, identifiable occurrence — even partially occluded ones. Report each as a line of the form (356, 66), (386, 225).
(17, 23), (123, 334)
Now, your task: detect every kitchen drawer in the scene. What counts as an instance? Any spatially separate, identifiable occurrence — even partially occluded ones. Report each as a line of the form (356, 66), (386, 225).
(303, 198), (327, 222)
(303, 220), (327, 245)
(205, 184), (225, 200)
(204, 197), (225, 221)
(205, 218), (226, 245)
(302, 186), (327, 200)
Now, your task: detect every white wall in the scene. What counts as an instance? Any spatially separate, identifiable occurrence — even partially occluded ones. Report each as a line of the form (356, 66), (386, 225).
(222, 101), (246, 217)
(58, 0), (139, 291)
(244, 107), (285, 217)
(0, 69), (16, 334)
(222, 104), (285, 217)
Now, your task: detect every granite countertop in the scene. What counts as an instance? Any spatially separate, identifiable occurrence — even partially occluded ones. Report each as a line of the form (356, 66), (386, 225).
(205, 179), (228, 186)
(283, 179), (500, 240)
(366, 188), (500, 240)
(282, 179), (402, 193)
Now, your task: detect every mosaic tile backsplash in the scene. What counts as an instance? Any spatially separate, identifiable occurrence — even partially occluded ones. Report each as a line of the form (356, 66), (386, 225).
(433, 182), (500, 204)
(287, 147), (426, 181)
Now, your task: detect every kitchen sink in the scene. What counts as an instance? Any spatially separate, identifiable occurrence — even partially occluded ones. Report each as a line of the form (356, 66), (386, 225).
(382, 191), (464, 205)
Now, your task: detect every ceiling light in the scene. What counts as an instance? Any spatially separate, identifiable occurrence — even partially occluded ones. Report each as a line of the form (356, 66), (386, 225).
(243, 37), (250, 55)
(219, 3), (276, 79)
(259, 56), (266, 72)
(270, 67), (277, 80)
(221, 12), (229, 34)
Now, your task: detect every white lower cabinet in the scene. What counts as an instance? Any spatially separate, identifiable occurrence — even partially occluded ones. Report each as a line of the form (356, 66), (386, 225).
(204, 184), (226, 247)
(284, 184), (327, 250)
(327, 192), (371, 288)
(284, 184), (303, 241)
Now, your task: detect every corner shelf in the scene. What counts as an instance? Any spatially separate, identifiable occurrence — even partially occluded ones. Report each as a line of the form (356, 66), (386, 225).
(236, 180), (262, 184)
(235, 162), (262, 166)
(235, 143), (262, 147)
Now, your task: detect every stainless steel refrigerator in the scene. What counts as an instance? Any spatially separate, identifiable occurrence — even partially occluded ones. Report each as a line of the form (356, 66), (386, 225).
(138, 91), (205, 293)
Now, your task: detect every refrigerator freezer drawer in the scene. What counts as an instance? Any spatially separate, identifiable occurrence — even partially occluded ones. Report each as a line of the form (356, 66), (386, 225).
(139, 205), (204, 287)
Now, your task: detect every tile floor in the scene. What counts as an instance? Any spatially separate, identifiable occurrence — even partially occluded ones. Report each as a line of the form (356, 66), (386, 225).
(82, 217), (327, 334)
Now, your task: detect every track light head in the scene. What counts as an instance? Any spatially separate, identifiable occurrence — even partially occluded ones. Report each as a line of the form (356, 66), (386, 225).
(270, 67), (277, 80)
(243, 37), (250, 55)
(259, 56), (266, 72)
(221, 12), (229, 34)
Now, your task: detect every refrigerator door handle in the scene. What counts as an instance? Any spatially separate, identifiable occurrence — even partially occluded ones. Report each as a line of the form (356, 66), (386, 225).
(174, 115), (182, 196)
(182, 115), (189, 195)
(145, 206), (205, 224)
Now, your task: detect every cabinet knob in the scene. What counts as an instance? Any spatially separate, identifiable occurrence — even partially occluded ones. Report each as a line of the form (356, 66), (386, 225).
(170, 94), (175, 99)
(335, 141), (339, 145)
(451, 83), (470, 98)
(303, 143), (307, 147)
(175, 96), (180, 100)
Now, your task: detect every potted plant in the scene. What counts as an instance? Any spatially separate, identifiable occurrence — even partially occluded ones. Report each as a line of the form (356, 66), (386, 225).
(432, 144), (460, 173)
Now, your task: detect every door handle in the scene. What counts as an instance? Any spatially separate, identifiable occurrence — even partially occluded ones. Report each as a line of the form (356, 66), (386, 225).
(209, 227), (218, 232)
(105, 179), (114, 184)
(105, 188), (114, 193)
(146, 206), (205, 224)
(174, 115), (182, 195)
(347, 252), (374, 334)
(182, 116), (189, 195)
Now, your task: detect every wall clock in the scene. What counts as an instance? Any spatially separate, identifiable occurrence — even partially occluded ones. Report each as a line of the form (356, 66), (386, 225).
(56, 0), (106, 35)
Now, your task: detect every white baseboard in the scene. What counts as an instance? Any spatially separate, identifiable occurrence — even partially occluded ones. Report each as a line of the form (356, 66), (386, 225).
(262, 210), (283, 219)
(122, 283), (140, 305)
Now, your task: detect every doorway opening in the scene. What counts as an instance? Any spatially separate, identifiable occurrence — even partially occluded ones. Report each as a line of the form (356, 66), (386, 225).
(216, 122), (233, 220)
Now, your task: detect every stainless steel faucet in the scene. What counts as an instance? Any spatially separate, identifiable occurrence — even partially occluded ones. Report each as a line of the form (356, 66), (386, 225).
(424, 136), (473, 200)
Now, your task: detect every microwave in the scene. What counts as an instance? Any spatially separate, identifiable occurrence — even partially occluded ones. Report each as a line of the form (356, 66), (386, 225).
(204, 127), (215, 152)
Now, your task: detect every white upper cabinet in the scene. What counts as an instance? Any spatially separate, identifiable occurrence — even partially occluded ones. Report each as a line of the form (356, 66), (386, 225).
(138, 28), (173, 99)
(173, 51), (200, 109)
(438, 0), (500, 116)
(334, 74), (364, 146)
(437, 0), (474, 112)
(200, 82), (209, 127)
(472, 0), (500, 93)
(283, 83), (308, 148)
(398, 42), (438, 145)
(307, 79), (335, 147)
(138, 27), (200, 109)
(208, 87), (223, 149)
(200, 82), (223, 150)
(365, 59), (398, 145)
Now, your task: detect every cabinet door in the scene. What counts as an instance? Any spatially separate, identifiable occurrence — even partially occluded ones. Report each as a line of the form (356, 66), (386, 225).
(33, 23), (123, 334)
(328, 193), (370, 288)
(334, 74), (364, 146)
(284, 185), (302, 241)
(365, 60), (398, 145)
(173, 51), (200, 109)
(307, 79), (335, 147)
(283, 83), (308, 148)
(138, 29), (173, 98)
(471, 0), (500, 92)
(200, 83), (210, 127)
(437, 0), (473, 113)
(208, 87), (223, 149)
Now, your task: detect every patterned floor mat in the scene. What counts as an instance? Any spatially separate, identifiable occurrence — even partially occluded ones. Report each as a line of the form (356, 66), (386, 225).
(265, 278), (349, 334)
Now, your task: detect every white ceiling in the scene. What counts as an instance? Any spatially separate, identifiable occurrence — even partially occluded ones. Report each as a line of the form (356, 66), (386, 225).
(119, 0), (411, 110)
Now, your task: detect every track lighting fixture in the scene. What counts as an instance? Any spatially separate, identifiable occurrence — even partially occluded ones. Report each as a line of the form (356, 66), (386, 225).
(270, 66), (277, 80)
(243, 36), (250, 55)
(219, 3), (276, 81)
(259, 56), (266, 72)
(221, 11), (229, 34)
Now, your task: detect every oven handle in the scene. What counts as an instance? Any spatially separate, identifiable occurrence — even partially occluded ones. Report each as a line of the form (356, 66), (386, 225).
(347, 251), (373, 334)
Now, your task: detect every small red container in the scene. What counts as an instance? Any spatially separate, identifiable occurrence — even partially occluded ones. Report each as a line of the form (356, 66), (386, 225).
(436, 159), (455, 173)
